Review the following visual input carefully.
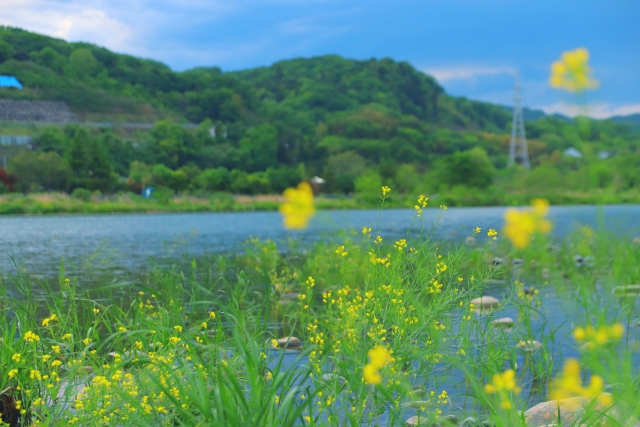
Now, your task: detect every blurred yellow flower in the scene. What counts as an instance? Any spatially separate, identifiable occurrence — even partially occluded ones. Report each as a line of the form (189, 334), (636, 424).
(279, 182), (315, 230)
(503, 199), (552, 249)
(549, 359), (610, 404)
(573, 322), (624, 345)
(363, 345), (392, 385)
(549, 48), (598, 93)
(484, 369), (520, 409)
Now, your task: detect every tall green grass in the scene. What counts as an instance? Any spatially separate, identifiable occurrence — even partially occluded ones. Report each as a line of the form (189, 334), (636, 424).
(0, 201), (638, 426)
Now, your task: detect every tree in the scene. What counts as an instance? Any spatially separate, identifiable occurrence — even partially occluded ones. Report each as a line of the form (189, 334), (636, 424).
(439, 147), (494, 189)
(0, 40), (14, 63)
(65, 128), (90, 177)
(7, 150), (71, 193)
(238, 124), (279, 172)
(195, 168), (230, 192)
(85, 138), (115, 191)
(66, 48), (97, 79)
(323, 150), (367, 194)
(30, 46), (65, 73)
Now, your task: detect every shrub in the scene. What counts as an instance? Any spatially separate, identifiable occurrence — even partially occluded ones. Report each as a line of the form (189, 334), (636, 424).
(71, 187), (92, 202)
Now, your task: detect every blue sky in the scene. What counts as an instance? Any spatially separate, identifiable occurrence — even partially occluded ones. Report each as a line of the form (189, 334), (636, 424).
(2, 0), (639, 117)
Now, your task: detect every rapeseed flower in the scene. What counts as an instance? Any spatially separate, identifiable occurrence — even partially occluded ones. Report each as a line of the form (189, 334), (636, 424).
(279, 182), (315, 230)
(484, 369), (520, 409)
(549, 359), (610, 404)
(363, 345), (392, 385)
(503, 199), (552, 249)
(573, 323), (624, 345)
(549, 48), (598, 93)
(24, 331), (40, 343)
(42, 313), (57, 327)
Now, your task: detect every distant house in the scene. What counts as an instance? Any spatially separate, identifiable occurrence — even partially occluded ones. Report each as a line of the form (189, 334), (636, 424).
(564, 147), (582, 158)
(0, 76), (23, 89)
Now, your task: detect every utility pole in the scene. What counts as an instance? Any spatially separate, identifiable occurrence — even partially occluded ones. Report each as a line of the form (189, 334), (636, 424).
(508, 76), (530, 169)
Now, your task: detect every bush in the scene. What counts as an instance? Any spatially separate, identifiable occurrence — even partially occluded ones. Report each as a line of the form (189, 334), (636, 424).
(71, 188), (92, 202)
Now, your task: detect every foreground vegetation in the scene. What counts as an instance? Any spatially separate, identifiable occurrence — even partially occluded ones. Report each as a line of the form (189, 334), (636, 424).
(1, 195), (639, 426)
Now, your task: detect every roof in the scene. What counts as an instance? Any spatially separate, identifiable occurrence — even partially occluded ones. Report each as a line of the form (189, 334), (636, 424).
(0, 76), (23, 89)
(564, 147), (582, 158)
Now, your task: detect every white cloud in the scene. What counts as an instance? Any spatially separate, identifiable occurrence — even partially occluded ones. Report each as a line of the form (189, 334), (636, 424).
(421, 65), (516, 82)
(0, 0), (138, 53)
(537, 102), (640, 119)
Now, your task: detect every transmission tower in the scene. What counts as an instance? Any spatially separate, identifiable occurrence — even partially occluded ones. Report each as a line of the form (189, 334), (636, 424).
(508, 77), (530, 169)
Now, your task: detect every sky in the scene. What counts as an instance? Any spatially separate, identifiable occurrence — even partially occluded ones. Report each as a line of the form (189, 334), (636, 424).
(1, 0), (639, 118)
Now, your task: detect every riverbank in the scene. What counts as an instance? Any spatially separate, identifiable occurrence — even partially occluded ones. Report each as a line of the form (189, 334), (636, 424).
(1, 188), (640, 215)
(0, 205), (638, 426)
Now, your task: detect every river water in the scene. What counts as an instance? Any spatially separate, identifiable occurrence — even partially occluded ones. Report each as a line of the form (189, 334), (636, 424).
(1, 204), (639, 276)
(1, 205), (639, 417)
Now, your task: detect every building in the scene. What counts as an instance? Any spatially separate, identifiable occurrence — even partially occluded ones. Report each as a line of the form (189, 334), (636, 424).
(0, 75), (23, 89)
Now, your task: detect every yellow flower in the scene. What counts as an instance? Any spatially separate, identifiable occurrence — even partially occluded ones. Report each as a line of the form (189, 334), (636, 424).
(549, 359), (610, 404)
(549, 48), (598, 93)
(363, 364), (382, 385)
(51, 345), (61, 354)
(41, 313), (57, 327)
(487, 229), (498, 240)
(363, 345), (392, 385)
(11, 353), (21, 362)
(503, 199), (552, 249)
(279, 182), (315, 230)
(61, 333), (72, 340)
(474, 227), (481, 233)
(8, 369), (18, 379)
(24, 331), (40, 343)
(82, 338), (92, 346)
(173, 325), (183, 333)
(485, 369), (520, 409)
(209, 311), (216, 320)
(93, 308), (100, 314)
(381, 186), (391, 196)
(573, 323), (624, 345)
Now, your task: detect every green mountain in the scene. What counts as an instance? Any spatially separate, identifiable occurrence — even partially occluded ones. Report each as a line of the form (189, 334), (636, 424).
(0, 26), (511, 127)
(0, 26), (639, 205)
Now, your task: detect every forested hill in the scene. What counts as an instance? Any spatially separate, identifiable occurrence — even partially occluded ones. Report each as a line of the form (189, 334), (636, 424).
(1, 26), (639, 204)
(0, 26), (510, 129)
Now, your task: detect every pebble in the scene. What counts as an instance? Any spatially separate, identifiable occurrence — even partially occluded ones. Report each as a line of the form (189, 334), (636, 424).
(459, 417), (483, 427)
(320, 373), (346, 385)
(491, 317), (514, 331)
(541, 268), (550, 279)
(612, 285), (640, 297)
(632, 237), (640, 244)
(523, 394), (630, 427)
(516, 340), (543, 352)
(441, 415), (459, 425)
(270, 336), (302, 349)
(490, 257), (506, 267)
(513, 258), (524, 266)
(405, 415), (429, 426)
(470, 296), (500, 313)
(402, 401), (434, 410)
(280, 293), (300, 300)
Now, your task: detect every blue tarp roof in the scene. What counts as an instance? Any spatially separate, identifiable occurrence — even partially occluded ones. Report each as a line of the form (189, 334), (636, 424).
(0, 76), (23, 89)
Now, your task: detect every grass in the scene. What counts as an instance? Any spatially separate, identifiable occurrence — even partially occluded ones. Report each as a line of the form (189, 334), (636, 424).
(0, 195), (639, 426)
(1, 189), (640, 216)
